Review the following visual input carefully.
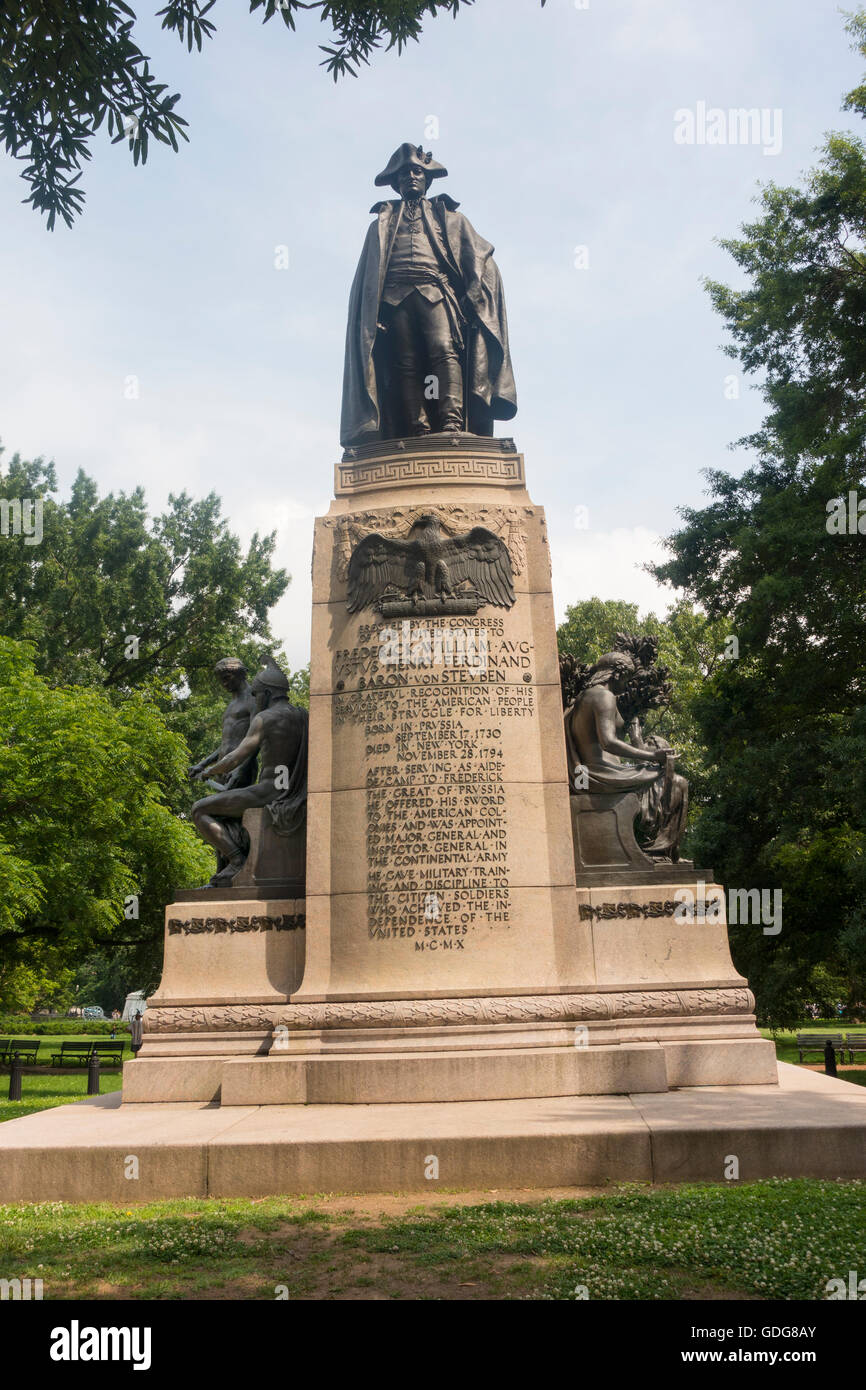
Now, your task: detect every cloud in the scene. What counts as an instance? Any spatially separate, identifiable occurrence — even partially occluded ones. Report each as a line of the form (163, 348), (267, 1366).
(551, 525), (680, 624)
(610, 0), (708, 58)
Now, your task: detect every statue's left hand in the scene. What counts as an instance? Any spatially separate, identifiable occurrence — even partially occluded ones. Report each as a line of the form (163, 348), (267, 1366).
(653, 747), (675, 764)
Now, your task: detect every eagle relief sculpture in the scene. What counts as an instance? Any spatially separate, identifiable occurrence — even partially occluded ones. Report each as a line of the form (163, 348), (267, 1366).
(346, 513), (515, 618)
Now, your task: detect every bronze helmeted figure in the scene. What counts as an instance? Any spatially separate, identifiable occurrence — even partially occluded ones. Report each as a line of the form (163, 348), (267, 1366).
(341, 143), (518, 447)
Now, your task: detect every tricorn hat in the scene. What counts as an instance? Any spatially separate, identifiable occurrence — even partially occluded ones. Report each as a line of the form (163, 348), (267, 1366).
(374, 142), (448, 189)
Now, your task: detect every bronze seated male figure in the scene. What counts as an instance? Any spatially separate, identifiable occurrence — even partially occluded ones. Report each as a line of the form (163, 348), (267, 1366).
(190, 656), (308, 888)
(188, 656), (258, 879)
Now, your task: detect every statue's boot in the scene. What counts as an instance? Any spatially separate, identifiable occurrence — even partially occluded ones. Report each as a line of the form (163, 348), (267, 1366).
(401, 377), (431, 435)
(432, 355), (464, 431)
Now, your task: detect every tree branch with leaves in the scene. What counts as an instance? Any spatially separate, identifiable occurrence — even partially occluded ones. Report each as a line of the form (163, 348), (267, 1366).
(0, 0), (512, 227)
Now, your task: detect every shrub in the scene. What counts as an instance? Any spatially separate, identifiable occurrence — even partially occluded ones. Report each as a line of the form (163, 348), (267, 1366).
(0, 1015), (131, 1037)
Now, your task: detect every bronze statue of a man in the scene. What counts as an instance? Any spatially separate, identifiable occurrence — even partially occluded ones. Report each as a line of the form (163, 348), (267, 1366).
(188, 656), (258, 792)
(341, 142), (517, 447)
(190, 657), (308, 887)
(188, 656), (259, 883)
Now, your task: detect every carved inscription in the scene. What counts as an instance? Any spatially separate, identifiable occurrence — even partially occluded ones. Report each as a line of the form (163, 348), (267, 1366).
(167, 913), (305, 935)
(578, 899), (722, 922)
(334, 613), (537, 950)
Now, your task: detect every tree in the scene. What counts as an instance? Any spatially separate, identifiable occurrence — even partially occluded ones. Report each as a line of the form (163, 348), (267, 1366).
(0, 636), (214, 1003)
(651, 11), (866, 1025)
(0, 447), (289, 707)
(0, 0), (495, 228)
(556, 597), (655, 668)
(73, 948), (145, 1014)
(0, 951), (75, 1016)
(0, 446), (303, 999)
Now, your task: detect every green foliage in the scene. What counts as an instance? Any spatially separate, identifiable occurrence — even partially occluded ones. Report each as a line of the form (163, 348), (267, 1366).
(0, 953), (73, 1015)
(73, 950), (146, 1015)
(652, 12), (866, 1025)
(0, 448), (289, 700)
(0, 1016), (130, 1036)
(843, 8), (866, 119)
(285, 664), (310, 709)
(0, 635), (214, 1002)
(0, 0), (483, 227)
(556, 597), (652, 667)
(0, 447), (301, 998)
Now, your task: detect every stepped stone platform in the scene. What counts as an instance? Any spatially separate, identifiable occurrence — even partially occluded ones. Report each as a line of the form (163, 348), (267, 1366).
(130, 440), (779, 1111)
(1, 1065), (864, 1203)
(13, 443), (855, 1202)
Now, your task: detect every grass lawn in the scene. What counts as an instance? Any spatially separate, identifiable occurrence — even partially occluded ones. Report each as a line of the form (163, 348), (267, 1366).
(0, 1035), (129, 1122)
(0, 1072), (123, 1122)
(0, 1179), (862, 1300)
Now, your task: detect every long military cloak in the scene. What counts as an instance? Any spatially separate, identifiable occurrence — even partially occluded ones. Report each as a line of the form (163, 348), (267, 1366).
(340, 194), (518, 448)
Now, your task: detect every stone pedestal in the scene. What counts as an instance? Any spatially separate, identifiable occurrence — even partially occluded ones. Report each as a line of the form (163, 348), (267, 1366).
(232, 809), (306, 896)
(129, 439), (775, 1104)
(571, 791), (656, 876)
(300, 438), (577, 1004)
(127, 896), (306, 1102)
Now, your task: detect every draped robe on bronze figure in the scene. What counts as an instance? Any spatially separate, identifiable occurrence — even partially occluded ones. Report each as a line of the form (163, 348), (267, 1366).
(340, 194), (518, 448)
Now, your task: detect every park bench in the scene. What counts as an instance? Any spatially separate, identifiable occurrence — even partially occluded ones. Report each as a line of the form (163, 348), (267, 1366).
(1, 1040), (40, 1066)
(796, 1032), (845, 1063)
(49, 1041), (124, 1068)
(845, 1032), (866, 1063)
(50, 1041), (96, 1067)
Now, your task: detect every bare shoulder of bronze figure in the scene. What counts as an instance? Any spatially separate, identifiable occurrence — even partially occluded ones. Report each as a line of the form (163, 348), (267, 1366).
(341, 141), (518, 447)
(188, 656), (258, 794)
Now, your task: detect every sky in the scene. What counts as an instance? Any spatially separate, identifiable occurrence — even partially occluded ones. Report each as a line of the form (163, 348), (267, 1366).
(1, 0), (862, 669)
